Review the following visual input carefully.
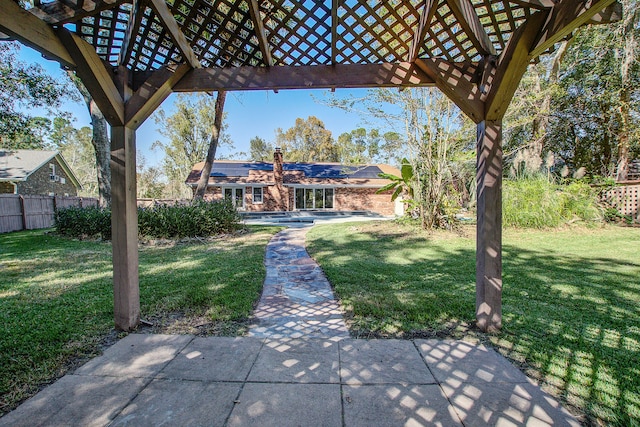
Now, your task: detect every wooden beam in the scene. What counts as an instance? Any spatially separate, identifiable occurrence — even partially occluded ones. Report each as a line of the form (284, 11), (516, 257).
(530, 0), (618, 59)
(485, 11), (548, 121)
(248, 0), (273, 66)
(331, 0), (338, 64)
(446, 0), (497, 55)
(56, 28), (125, 125)
(408, 0), (437, 62)
(476, 119), (503, 332)
(414, 58), (484, 123)
(508, 0), (554, 9)
(28, 0), (127, 24)
(0, 0), (75, 67)
(118, 0), (144, 67)
(173, 62), (437, 92)
(110, 125), (140, 331)
(589, 1), (622, 24)
(148, 0), (201, 68)
(125, 63), (191, 129)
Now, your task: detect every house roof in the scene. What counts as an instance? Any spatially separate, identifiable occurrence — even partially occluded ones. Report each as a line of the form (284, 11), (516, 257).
(186, 160), (401, 186)
(0, 149), (82, 189)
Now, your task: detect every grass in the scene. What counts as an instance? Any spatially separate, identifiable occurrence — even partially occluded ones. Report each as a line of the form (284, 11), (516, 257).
(0, 226), (281, 416)
(307, 221), (640, 427)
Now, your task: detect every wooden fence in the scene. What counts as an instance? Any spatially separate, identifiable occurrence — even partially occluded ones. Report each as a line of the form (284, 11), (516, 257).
(602, 181), (640, 223)
(0, 195), (99, 234)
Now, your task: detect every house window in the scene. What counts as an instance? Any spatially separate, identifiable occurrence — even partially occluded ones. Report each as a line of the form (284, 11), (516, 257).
(223, 187), (244, 209)
(295, 187), (335, 210)
(252, 187), (263, 204)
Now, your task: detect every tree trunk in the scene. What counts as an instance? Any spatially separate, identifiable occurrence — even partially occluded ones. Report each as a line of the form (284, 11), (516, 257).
(194, 91), (227, 199)
(89, 100), (112, 207)
(616, 0), (637, 182)
(532, 39), (570, 155)
(68, 71), (111, 207)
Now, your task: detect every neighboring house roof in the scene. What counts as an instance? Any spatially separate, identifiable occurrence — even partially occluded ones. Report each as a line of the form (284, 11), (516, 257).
(186, 160), (401, 187)
(0, 149), (82, 189)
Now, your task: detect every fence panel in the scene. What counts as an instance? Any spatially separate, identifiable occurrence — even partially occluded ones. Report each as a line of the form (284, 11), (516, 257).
(603, 182), (640, 223)
(22, 195), (55, 229)
(55, 196), (99, 209)
(0, 195), (100, 233)
(0, 194), (24, 233)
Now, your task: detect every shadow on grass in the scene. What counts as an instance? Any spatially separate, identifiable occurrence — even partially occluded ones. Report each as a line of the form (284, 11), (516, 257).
(307, 224), (640, 426)
(0, 228), (275, 416)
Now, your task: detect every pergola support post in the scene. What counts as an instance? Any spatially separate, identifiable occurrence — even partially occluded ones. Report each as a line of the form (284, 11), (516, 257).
(475, 120), (502, 332)
(111, 125), (140, 331)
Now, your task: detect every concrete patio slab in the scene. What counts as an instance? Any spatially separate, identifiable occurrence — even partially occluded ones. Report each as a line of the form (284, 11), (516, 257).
(441, 380), (581, 427)
(247, 338), (340, 383)
(340, 339), (436, 385)
(110, 379), (241, 427)
(342, 384), (463, 426)
(415, 339), (529, 384)
(74, 333), (193, 378)
(0, 375), (147, 427)
(158, 336), (263, 382)
(227, 383), (342, 427)
(0, 335), (582, 427)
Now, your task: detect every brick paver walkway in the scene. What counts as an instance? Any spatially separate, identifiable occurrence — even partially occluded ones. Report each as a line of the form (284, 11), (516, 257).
(248, 227), (350, 339)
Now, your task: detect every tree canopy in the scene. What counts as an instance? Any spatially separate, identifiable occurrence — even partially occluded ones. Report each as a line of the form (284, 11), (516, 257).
(153, 93), (232, 198)
(0, 42), (74, 149)
(275, 116), (337, 162)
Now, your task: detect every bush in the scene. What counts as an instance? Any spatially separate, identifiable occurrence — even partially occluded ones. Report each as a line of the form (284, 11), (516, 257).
(503, 176), (603, 228)
(138, 199), (242, 238)
(55, 199), (242, 240)
(55, 206), (112, 240)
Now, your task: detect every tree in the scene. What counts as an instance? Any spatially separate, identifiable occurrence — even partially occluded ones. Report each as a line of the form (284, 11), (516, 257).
(504, 7), (640, 180)
(137, 152), (165, 199)
(194, 90), (226, 199)
(154, 93), (232, 199)
(275, 116), (337, 162)
(336, 128), (381, 164)
(616, 0), (640, 180)
(51, 117), (99, 197)
(0, 42), (73, 149)
(67, 72), (112, 207)
(249, 136), (273, 161)
(328, 88), (473, 229)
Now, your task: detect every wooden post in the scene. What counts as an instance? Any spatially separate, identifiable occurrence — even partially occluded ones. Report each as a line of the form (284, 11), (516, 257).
(476, 120), (502, 332)
(111, 125), (140, 331)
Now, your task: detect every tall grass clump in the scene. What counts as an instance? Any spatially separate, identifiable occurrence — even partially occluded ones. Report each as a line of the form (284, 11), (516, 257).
(55, 198), (242, 239)
(503, 150), (603, 228)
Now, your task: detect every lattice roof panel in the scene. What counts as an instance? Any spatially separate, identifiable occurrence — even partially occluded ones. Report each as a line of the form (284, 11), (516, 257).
(20, 0), (609, 78)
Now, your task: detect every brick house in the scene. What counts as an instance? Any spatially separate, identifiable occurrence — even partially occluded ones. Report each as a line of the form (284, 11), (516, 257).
(0, 149), (81, 196)
(186, 149), (403, 216)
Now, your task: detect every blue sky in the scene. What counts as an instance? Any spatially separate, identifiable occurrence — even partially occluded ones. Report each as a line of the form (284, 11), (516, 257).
(18, 45), (379, 167)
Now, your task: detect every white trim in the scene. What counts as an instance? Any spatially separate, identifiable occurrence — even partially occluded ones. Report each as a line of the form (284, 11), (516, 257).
(285, 183), (386, 189)
(294, 187), (335, 210)
(222, 186), (245, 210)
(252, 186), (264, 204)
(188, 182), (276, 188)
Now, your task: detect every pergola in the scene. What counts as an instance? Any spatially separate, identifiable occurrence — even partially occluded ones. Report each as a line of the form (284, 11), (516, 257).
(1, 0), (619, 332)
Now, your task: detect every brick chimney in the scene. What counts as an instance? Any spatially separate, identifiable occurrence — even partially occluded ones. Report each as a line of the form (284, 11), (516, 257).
(273, 147), (283, 184)
(273, 148), (286, 211)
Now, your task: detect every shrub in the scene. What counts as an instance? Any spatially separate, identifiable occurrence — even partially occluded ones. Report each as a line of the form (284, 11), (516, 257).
(55, 199), (242, 240)
(55, 206), (111, 240)
(503, 176), (603, 228)
(138, 199), (242, 238)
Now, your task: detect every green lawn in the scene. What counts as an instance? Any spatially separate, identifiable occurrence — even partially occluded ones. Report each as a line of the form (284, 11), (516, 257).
(0, 226), (280, 416)
(307, 222), (640, 427)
